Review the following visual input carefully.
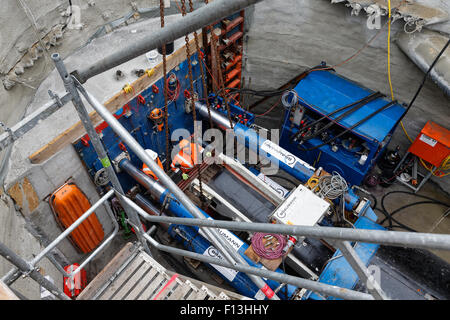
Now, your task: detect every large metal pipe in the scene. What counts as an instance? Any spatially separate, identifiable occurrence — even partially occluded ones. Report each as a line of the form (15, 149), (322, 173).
(76, 84), (278, 300)
(119, 158), (166, 199)
(73, 0), (264, 83)
(195, 102), (315, 182)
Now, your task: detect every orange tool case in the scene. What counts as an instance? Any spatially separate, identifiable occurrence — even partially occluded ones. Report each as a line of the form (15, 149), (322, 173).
(408, 121), (450, 168)
(49, 183), (104, 253)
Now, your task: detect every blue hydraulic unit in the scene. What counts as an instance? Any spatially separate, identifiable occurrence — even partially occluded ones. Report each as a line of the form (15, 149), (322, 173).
(279, 69), (407, 186)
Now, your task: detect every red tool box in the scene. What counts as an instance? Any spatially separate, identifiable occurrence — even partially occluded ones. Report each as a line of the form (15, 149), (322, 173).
(408, 121), (450, 168)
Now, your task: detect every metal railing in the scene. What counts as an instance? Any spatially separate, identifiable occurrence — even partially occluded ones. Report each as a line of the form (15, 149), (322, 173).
(0, 190), (119, 300)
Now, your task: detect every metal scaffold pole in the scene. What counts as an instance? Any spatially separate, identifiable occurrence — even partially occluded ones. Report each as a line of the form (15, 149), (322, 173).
(51, 53), (151, 256)
(0, 241), (70, 300)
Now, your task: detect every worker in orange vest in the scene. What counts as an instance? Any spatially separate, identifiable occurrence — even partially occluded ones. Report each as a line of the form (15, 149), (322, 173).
(142, 149), (163, 180)
(171, 139), (204, 174)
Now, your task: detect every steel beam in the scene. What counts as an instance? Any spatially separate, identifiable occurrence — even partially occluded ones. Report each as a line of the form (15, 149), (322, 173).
(0, 92), (71, 152)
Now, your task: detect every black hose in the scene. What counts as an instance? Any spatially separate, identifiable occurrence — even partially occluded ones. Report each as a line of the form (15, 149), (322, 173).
(376, 191), (450, 231)
(295, 91), (384, 142)
(299, 100), (397, 151)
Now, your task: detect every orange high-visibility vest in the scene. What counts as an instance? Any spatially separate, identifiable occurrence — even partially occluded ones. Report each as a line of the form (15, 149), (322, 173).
(171, 139), (203, 173)
(142, 149), (163, 180)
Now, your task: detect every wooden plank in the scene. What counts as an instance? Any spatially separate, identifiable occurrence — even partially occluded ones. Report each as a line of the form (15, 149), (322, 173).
(29, 36), (202, 164)
(0, 281), (19, 300)
(125, 267), (160, 300)
(112, 261), (153, 300)
(99, 255), (144, 300)
(167, 283), (192, 300)
(77, 242), (137, 300)
(138, 274), (167, 300)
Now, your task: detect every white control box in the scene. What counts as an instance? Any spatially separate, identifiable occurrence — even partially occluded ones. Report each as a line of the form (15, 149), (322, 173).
(271, 185), (330, 226)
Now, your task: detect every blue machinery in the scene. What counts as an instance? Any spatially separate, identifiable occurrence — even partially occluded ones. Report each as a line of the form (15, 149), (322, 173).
(279, 69), (407, 186)
(72, 53), (449, 300)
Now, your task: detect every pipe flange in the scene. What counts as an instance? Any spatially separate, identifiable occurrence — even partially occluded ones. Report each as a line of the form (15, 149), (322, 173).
(112, 152), (131, 172)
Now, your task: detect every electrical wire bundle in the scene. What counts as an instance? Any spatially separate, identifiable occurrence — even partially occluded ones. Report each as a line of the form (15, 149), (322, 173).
(281, 90), (299, 109)
(316, 172), (348, 200)
(251, 233), (286, 260)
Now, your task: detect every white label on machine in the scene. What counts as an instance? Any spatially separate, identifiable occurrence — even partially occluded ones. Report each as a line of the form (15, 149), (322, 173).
(203, 246), (239, 282)
(272, 185), (330, 226)
(260, 140), (315, 171)
(257, 173), (289, 198)
(199, 218), (244, 251)
(419, 134), (437, 147)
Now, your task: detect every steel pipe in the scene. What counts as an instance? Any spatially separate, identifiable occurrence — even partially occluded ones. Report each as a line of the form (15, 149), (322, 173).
(142, 227), (373, 300)
(0, 241), (70, 300)
(117, 196), (450, 252)
(119, 158), (166, 199)
(74, 0), (264, 83)
(76, 84), (278, 299)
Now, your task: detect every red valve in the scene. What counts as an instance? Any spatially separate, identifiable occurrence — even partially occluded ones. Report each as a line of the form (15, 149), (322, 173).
(152, 84), (159, 94)
(81, 136), (89, 147)
(184, 89), (191, 99)
(137, 95), (146, 105)
(119, 142), (127, 151)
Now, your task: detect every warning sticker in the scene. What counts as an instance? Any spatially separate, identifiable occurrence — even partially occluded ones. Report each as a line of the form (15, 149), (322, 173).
(419, 134), (437, 147)
(203, 246), (239, 282)
(260, 140), (314, 171)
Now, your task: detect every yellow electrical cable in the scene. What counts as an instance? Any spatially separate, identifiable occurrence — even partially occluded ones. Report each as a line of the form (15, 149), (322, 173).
(387, 0), (395, 101)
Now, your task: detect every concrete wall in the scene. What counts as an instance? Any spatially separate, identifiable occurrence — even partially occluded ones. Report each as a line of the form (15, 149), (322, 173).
(242, 0), (450, 192)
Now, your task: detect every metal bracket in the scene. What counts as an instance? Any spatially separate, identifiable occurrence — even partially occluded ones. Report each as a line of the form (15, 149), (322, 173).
(48, 90), (63, 108)
(112, 151), (131, 172)
(0, 122), (14, 140)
